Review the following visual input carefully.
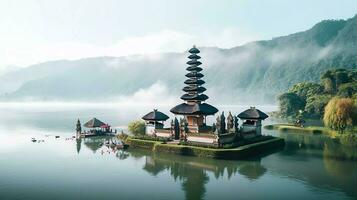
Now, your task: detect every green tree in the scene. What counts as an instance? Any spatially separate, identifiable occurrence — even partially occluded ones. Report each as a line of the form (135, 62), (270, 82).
(278, 92), (305, 118)
(321, 70), (336, 94)
(305, 94), (331, 117)
(323, 97), (356, 133)
(321, 69), (352, 94)
(337, 82), (357, 97)
(128, 120), (146, 136)
(288, 82), (323, 100)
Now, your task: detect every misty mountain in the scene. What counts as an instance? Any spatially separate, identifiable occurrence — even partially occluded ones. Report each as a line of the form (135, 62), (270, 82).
(1, 15), (357, 104)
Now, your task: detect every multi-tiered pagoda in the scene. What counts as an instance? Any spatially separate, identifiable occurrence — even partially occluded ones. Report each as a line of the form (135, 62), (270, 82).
(170, 46), (218, 133)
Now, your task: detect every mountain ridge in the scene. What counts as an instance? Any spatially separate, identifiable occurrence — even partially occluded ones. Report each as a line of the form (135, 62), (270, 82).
(1, 15), (357, 103)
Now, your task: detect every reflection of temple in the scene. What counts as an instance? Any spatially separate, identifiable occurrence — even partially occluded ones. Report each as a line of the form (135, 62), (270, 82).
(138, 151), (267, 200)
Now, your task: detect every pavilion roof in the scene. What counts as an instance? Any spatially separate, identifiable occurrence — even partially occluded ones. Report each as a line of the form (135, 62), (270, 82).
(142, 109), (169, 121)
(238, 107), (269, 120)
(170, 103), (218, 115)
(84, 117), (107, 128)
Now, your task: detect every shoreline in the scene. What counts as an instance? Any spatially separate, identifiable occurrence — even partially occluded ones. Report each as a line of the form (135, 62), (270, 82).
(264, 124), (332, 135)
(125, 137), (285, 160)
(264, 124), (357, 147)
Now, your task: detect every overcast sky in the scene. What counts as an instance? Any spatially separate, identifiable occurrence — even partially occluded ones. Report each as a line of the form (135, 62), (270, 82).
(0, 0), (356, 68)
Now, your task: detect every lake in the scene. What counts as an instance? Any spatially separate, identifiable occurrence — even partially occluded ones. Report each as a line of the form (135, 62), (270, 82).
(0, 103), (356, 200)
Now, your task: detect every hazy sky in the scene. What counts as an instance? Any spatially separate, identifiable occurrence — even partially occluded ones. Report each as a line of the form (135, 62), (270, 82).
(0, 0), (356, 68)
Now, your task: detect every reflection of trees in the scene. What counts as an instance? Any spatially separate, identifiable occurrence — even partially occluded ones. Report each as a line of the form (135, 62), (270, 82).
(323, 141), (357, 179)
(323, 141), (357, 198)
(76, 138), (82, 154)
(135, 151), (267, 200)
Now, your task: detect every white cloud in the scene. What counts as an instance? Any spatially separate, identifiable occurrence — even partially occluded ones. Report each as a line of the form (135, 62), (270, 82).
(0, 29), (261, 68)
(116, 81), (177, 106)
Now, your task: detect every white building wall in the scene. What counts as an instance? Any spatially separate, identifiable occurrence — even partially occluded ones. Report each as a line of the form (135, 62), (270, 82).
(145, 125), (155, 135)
(187, 136), (217, 144)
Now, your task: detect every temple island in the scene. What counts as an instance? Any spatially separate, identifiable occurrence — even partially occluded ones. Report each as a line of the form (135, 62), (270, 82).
(126, 46), (284, 159)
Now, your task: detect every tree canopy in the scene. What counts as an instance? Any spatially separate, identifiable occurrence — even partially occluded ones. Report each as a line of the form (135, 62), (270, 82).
(278, 68), (357, 118)
(278, 92), (305, 118)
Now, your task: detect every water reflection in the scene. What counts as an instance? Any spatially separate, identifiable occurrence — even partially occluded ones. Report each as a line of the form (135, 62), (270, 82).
(1, 105), (357, 200)
(276, 131), (357, 160)
(124, 149), (269, 200)
(76, 138), (82, 154)
(76, 129), (357, 200)
(80, 136), (130, 159)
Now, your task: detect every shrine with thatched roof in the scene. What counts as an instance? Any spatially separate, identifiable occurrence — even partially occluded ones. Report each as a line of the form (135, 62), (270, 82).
(238, 107), (269, 137)
(77, 117), (116, 138)
(142, 109), (170, 137)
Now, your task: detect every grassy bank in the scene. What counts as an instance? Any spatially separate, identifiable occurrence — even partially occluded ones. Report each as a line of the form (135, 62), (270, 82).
(264, 124), (357, 147)
(264, 124), (333, 135)
(125, 137), (285, 160)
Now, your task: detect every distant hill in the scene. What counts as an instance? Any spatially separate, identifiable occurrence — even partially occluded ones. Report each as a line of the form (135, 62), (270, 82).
(1, 15), (357, 104)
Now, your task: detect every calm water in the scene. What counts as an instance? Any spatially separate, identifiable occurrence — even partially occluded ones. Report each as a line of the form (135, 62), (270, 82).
(0, 103), (356, 200)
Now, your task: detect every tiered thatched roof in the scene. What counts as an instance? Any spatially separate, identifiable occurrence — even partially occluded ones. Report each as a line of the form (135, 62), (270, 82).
(170, 46), (218, 116)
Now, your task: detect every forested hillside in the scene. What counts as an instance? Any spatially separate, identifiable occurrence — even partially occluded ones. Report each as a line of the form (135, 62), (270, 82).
(1, 15), (357, 103)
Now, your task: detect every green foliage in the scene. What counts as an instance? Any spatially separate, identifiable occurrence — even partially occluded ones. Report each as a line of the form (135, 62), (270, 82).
(278, 92), (305, 117)
(338, 82), (357, 97)
(305, 94), (331, 117)
(133, 134), (170, 142)
(127, 120), (146, 136)
(323, 97), (357, 132)
(339, 133), (357, 147)
(288, 82), (323, 100)
(278, 68), (357, 119)
(117, 133), (129, 141)
(321, 68), (353, 94)
(126, 137), (158, 149)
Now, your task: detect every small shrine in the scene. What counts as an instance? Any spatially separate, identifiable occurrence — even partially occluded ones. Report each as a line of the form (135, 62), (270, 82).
(76, 117), (116, 138)
(238, 107), (268, 137)
(142, 109), (170, 136)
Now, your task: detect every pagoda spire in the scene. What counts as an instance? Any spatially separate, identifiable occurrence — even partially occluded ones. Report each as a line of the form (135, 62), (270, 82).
(181, 46), (208, 102)
(170, 46), (218, 119)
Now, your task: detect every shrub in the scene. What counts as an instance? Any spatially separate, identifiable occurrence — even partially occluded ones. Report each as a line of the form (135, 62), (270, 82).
(117, 133), (129, 141)
(127, 120), (146, 136)
(323, 97), (356, 132)
(133, 134), (170, 142)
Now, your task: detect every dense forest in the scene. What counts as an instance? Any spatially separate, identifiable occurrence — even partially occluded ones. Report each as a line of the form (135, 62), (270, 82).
(278, 68), (357, 132)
